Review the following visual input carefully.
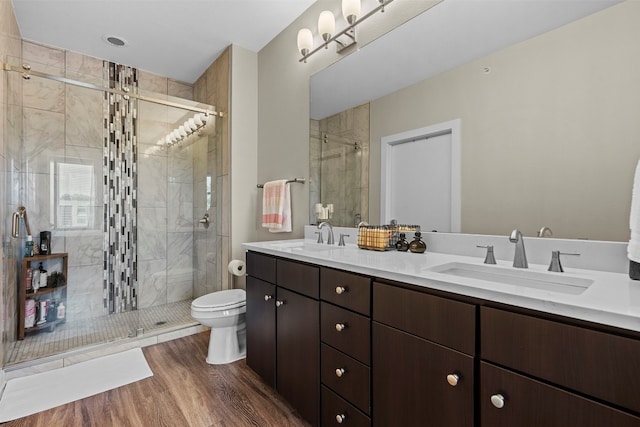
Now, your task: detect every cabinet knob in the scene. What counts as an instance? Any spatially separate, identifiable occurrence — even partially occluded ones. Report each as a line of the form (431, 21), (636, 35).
(335, 286), (347, 295)
(335, 323), (347, 332)
(336, 414), (346, 424)
(264, 295), (272, 301)
(490, 394), (505, 409)
(275, 300), (285, 307)
(446, 373), (459, 386)
(335, 368), (346, 378)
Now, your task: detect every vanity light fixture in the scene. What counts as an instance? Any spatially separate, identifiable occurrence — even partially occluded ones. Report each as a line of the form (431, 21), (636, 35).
(297, 0), (393, 63)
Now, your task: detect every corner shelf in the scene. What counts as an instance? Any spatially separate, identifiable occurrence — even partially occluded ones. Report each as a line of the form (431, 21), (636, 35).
(19, 253), (68, 340)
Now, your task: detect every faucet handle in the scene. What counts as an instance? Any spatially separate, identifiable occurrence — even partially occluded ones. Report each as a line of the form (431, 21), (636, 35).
(338, 234), (350, 247)
(315, 231), (323, 244)
(477, 245), (497, 264)
(548, 250), (580, 272)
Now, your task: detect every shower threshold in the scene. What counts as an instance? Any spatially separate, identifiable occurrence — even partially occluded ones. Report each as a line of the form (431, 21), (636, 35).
(6, 300), (200, 368)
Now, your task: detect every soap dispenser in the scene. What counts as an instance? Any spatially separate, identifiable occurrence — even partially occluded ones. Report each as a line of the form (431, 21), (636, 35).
(395, 233), (409, 252)
(409, 231), (427, 253)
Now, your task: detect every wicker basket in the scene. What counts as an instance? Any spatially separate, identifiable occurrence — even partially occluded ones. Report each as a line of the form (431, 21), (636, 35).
(357, 224), (420, 251)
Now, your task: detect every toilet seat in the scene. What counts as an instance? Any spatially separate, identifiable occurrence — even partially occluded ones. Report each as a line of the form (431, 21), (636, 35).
(192, 289), (246, 311)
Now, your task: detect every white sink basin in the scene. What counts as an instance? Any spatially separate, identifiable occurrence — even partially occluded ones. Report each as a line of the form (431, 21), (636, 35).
(429, 262), (593, 295)
(269, 241), (340, 252)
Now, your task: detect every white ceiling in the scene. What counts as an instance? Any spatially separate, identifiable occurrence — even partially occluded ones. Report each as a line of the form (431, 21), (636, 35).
(310, 0), (623, 119)
(10, 0), (624, 108)
(11, 0), (316, 83)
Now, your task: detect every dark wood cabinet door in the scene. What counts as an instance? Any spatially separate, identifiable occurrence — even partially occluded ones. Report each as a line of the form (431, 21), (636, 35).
(246, 276), (276, 387)
(277, 288), (320, 426)
(481, 362), (640, 427)
(372, 322), (474, 427)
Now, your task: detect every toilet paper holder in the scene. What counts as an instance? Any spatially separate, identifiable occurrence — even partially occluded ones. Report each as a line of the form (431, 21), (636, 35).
(228, 259), (246, 277)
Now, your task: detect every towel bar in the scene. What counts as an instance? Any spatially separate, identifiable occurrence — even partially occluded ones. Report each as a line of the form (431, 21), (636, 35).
(257, 178), (305, 188)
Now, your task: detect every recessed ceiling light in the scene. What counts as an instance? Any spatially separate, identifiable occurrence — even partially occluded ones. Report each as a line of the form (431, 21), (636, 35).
(102, 34), (128, 48)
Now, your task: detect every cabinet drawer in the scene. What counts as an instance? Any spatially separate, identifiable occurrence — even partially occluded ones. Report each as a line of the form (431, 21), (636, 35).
(373, 282), (475, 355)
(321, 303), (370, 364)
(481, 307), (640, 414)
(320, 268), (371, 315)
(321, 344), (370, 414)
(246, 251), (276, 284)
(481, 362), (640, 427)
(277, 259), (319, 298)
(322, 386), (370, 427)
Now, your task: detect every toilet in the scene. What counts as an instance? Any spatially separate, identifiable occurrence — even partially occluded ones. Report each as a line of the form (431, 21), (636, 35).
(190, 289), (246, 365)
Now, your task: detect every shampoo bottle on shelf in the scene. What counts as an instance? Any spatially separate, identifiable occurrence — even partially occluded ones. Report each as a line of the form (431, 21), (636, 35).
(25, 235), (34, 257)
(38, 262), (48, 288)
(57, 302), (66, 320)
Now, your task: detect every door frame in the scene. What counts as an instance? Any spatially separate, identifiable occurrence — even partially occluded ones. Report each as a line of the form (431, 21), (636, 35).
(380, 119), (461, 232)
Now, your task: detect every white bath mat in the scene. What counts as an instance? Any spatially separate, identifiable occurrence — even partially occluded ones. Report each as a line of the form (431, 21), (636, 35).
(0, 347), (153, 422)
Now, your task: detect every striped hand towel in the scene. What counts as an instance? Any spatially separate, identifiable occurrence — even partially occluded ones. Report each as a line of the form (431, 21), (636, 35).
(262, 180), (292, 233)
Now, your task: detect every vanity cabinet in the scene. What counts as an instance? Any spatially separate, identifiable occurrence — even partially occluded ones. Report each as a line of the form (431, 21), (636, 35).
(247, 248), (640, 426)
(372, 282), (476, 427)
(319, 267), (371, 426)
(246, 252), (320, 426)
(480, 306), (640, 426)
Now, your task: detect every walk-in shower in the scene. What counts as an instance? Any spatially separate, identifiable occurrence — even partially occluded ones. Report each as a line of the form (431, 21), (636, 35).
(2, 51), (223, 366)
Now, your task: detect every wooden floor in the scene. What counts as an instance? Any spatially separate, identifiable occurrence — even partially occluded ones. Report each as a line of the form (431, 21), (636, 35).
(4, 332), (310, 427)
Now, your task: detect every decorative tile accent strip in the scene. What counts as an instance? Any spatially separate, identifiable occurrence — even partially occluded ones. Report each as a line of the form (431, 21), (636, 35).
(103, 62), (138, 314)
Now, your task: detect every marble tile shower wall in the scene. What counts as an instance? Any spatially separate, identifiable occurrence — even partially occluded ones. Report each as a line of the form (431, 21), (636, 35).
(10, 41), (204, 321)
(311, 103), (370, 227)
(193, 47), (229, 294)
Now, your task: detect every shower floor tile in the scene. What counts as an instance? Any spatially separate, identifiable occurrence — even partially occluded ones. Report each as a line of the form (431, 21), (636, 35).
(6, 299), (196, 366)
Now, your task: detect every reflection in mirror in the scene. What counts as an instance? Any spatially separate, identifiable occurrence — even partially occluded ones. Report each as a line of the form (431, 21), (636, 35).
(310, 0), (639, 241)
(309, 103), (370, 227)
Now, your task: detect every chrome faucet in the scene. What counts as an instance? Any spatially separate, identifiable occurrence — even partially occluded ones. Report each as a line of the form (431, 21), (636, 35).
(537, 226), (553, 238)
(509, 229), (528, 268)
(317, 221), (335, 245)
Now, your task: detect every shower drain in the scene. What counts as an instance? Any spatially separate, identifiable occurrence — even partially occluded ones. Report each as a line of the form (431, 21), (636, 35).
(155, 321), (167, 326)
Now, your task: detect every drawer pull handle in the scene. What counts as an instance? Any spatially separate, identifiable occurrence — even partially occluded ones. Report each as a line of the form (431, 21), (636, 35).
(446, 374), (459, 386)
(335, 286), (347, 295)
(491, 394), (505, 409)
(335, 323), (347, 332)
(335, 368), (346, 378)
(264, 295), (272, 301)
(275, 300), (285, 307)
(336, 414), (346, 424)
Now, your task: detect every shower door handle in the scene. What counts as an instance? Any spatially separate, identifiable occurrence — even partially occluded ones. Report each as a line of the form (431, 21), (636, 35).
(11, 211), (19, 238)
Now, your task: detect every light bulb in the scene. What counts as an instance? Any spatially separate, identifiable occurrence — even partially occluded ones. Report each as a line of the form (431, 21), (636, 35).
(318, 11), (335, 45)
(178, 126), (187, 137)
(193, 114), (204, 126)
(297, 28), (313, 56)
(342, 0), (360, 25)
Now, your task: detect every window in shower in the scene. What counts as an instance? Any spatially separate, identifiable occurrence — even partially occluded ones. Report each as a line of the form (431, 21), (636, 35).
(55, 161), (96, 229)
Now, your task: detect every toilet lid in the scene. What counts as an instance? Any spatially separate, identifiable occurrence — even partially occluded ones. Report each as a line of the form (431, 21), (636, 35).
(191, 289), (246, 309)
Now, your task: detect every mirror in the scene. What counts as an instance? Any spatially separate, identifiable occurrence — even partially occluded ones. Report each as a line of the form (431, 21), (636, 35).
(309, 0), (640, 241)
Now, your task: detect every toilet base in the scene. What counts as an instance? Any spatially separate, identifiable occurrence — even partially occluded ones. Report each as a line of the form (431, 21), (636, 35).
(205, 324), (246, 365)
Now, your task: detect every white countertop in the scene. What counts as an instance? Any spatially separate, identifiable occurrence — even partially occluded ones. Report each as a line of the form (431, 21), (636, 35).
(243, 239), (640, 333)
